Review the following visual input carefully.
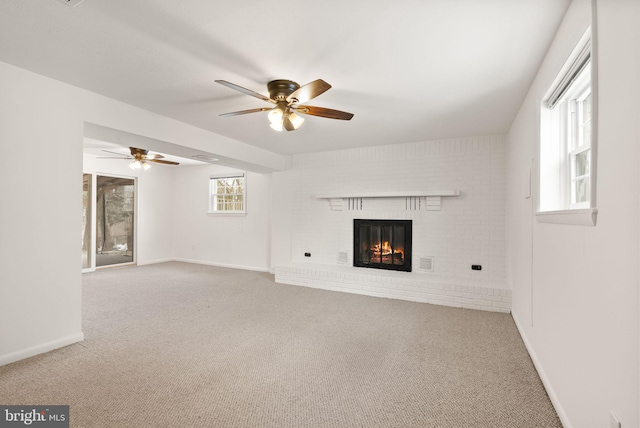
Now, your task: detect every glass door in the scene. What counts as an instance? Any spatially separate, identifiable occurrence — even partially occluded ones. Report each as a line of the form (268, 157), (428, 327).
(95, 175), (135, 267)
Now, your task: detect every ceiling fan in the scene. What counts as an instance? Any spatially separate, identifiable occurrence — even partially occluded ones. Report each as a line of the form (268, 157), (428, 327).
(98, 147), (179, 170)
(215, 79), (354, 132)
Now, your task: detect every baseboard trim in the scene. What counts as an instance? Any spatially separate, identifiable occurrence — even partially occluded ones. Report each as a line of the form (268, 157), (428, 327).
(511, 312), (571, 428)
(137, 258), (174, 266)
(0, 332), (84, 367)
(172, 258), (270, 273)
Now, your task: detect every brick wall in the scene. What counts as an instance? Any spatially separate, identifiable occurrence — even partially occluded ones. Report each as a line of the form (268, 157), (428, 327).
(275, 134), (509, 312)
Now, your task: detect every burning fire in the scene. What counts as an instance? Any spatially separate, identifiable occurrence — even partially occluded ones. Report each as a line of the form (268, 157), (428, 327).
(371, 241), (403, 259)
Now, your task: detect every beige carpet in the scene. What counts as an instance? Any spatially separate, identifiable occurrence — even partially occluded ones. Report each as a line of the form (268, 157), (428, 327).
(0, 262), (561, 427)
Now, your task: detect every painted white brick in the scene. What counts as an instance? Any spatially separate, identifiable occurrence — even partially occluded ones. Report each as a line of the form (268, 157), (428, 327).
(283, 134), (508, 310)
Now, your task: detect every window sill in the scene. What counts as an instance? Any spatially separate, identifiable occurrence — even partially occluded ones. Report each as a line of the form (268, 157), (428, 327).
(536, 208), (597, 226)
(207, 212), (247, 217)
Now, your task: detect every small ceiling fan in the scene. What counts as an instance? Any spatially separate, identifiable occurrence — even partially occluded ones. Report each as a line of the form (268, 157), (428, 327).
(216, 79), (354, 131)
(98, 147), (179, 170)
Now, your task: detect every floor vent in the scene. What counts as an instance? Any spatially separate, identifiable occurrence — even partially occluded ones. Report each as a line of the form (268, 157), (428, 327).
(419, 257), (434, 272)
(56, 0), (86, 7)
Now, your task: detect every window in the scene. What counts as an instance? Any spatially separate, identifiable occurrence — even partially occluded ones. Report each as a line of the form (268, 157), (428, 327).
(538, 28), (596, 225)
(209, 173), (246, 214)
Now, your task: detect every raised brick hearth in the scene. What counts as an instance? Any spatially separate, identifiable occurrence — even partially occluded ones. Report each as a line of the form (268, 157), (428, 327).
(275, 263), (511, 313)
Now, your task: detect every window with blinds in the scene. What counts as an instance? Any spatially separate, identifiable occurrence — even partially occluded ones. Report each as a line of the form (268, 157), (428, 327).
(539, 28), (595, 214)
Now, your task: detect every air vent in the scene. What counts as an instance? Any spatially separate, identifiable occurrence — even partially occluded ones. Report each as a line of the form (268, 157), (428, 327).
(419, 257), (434, 272)
(56, 0), (86, 7)
(337, 251), (348, 264)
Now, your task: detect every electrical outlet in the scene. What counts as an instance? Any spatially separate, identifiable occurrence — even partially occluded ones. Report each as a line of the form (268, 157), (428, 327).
(610, 411), (621, 428)
(304, 252), (311, 257)
(471, 265), (482, 271)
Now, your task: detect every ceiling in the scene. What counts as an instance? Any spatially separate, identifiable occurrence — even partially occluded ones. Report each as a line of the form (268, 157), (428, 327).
(0, 0), (570, 159)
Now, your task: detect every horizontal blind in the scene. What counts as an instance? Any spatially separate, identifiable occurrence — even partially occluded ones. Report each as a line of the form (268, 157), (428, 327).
(546, 41), (591, 109)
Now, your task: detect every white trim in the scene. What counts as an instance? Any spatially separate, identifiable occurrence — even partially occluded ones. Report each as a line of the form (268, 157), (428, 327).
(137, 258), (175, 266)
(208, 172), (245, 179)
(512, 312), (572, 428)
(86, 258), (269, 273)
(316, 190), (460, 199)
(172, 258), (270, 273)
(589, 0), (599, 210)
(536, 208), (597, 226)
(0, 333), (84, 367)
(206, 212), (247, 217)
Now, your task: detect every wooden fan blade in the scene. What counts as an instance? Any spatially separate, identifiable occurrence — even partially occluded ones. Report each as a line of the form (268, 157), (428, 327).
(145, 154), (164, 160)
(149, 159), (179, 165)
(294, 105), (354, 120)
(102, 149), (131, 157)
(215, 80), (274, 103)
(219, 107), (273, 117)
(287, 79), (331, 104)
(96, 156), (132, 159)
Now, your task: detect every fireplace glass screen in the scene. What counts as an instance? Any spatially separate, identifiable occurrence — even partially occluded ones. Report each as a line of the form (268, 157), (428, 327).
(353, 219), (412, 272)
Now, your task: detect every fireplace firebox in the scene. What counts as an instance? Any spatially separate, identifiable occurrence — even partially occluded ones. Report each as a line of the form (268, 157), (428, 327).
(353, 219), (412, 272)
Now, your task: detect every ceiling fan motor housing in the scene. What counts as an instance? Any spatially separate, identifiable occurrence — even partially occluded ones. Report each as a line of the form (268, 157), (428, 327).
(130, 147), (149, 156)
(267, 80), (300, 102)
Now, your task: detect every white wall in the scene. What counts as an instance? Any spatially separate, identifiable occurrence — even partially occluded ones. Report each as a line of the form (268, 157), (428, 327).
(270, 167), (293, 272)
(171, 165), (272, 271)
(272, 135), (507, 284)
(83, 156), (274, 272)
(0, 62), (84, 365)
(506, 0), (639, 426)
(0, 59), (283, 365)
(82, 155), (175, 266)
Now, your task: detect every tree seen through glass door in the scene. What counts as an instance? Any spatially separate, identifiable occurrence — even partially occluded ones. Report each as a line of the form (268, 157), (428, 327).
(96, 176), (134, 267)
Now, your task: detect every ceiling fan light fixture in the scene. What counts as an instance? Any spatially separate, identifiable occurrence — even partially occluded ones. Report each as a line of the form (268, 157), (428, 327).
(288, 111), (304, 129)
(268, 108), (283, 124)
(269, 121), (284, 132)
(129, 160), (142, 170)
(268, 102), (289, 131)
(141, 161), (151, 171)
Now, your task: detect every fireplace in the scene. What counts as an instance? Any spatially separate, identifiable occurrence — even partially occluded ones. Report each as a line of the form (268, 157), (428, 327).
(353, 219), (412, 272)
